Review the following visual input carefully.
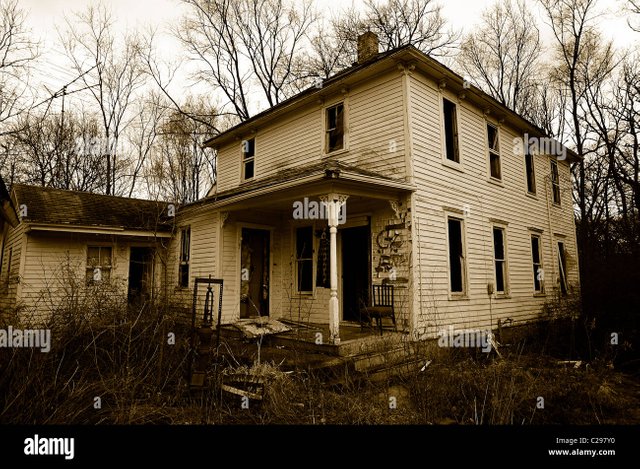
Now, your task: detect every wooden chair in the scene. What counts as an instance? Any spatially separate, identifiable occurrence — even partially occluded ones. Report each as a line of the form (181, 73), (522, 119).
(359, 284), (396, 335)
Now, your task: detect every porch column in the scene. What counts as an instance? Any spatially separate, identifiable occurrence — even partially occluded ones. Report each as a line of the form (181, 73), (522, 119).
(321, 193), (348, 345)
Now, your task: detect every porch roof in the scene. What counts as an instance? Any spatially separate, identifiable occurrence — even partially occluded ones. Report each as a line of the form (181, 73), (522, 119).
(184, 161), (415, 212)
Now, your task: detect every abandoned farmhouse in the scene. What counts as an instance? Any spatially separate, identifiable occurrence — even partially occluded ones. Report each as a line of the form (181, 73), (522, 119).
(0, 34), (580, 344)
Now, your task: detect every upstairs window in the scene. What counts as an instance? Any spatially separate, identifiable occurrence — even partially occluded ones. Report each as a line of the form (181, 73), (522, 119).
(443, 98), (459, 162)
(295, 226), (313, 293)
(242, 138), (255, 180)
(179, 227), (191, 288)
(326, 103), (344, 153)
(86, 246), (112, 285)
(487, 124), (501, 179)
(525, 141), (536, 194)
(551, 159), (561, 204)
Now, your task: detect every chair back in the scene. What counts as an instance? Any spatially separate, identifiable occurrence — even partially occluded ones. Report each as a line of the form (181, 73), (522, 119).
(372, 284), (394, 308)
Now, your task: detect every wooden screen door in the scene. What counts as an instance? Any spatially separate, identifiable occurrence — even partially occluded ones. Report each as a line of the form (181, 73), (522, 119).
(240, 228), (270, 318)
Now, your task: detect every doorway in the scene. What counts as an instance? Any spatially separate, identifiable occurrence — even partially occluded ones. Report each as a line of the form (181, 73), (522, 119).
(240, 228), (270, 318)
(128, 247), (154, 304)
(341, 225), (370, 321)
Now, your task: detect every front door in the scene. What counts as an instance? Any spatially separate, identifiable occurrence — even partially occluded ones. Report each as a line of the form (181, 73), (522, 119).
(240, 228), (270, 318)
(341, 225), (370, 321)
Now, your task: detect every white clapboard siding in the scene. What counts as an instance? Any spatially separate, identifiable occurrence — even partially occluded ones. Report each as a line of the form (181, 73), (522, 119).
(214, 70), (408, 194)
(409, 72), (579, 337)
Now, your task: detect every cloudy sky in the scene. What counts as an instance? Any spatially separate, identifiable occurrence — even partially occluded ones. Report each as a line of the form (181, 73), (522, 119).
(18, 0), (639, 110)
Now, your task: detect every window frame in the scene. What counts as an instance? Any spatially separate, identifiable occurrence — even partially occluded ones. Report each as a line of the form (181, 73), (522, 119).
(294, 225), (315, 295)
(442, 97), (460, 164)
(178, 227), (191, 288)
(325, 102), (345, 154)
(86, 245), (113, 285)
(446, 215), (468, 298)
(530, 234), (544, 294)
(487, 123), (501, 180)
(241, 137), (256, 181)
(492, 225), (508, 295)
(551, 159), (561, 205)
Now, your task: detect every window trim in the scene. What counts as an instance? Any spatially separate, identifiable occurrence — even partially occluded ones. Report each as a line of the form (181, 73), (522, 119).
(530, 233), (545, 295)
(492, 225), (509, 296)
(487, 122), (502, 181)
(241, 137), (256, 182)
(294, 224), (315, 295)
(178, 227), (191, 289)
(445, 214), (468, 299)
(441, 96), (461, 165)
(550, 159), (561, 205)
(324, 102), (346, 154)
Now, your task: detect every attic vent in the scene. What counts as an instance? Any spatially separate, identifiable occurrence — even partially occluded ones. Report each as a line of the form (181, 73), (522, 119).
(357, 31), (379, 64)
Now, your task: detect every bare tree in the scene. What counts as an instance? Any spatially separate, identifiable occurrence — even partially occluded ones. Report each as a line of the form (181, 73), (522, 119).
(457, 0), (540, 117)
(60, 4), (146, 195)
(173, 0), (315, 122)
(124, 92), (165, 198)
(628, 0), (640, 31)
(312, 0), (458, 78)
(0, 0), (38, 135)
(10, 109), (105, 191)
(146, 97), (218, 204)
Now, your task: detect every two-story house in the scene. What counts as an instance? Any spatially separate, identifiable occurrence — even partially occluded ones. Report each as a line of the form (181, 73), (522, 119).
(168, 32), (580, 344)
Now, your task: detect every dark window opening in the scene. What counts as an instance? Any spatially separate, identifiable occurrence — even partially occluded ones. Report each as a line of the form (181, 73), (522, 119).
(531, 235), (543, 293)
(242, 138), (255, 180)
(296, 226), (313, 293)
(448, 218), (465, 293)
(526, 145), (536, 193)
(443, 98), (459, 162)
(493, 227), (507, 293)
(488, 124), (501, 179)
(551, 160), (561, 204)
(326, 103), (344, 153)
(179, 227), (190, 288)
(557, 241), (567, 295)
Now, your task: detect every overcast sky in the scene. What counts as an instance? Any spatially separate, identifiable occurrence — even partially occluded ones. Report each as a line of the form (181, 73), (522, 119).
(19, 0), (639, 110)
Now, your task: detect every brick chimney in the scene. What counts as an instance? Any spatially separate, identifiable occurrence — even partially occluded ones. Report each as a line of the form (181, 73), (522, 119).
(357, 31), (379, 64)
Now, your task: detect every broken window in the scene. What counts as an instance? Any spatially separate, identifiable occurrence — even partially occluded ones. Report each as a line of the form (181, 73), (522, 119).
(551, 159), (561, 204)
(525, 142), (536, 194)
(443, 98), (459, 162)
(179, 227), (190, 288)
(86, 246), (112, 285)
(447, 217), (466, 294)
(242, 138), (255, 180)
(531, 234), (543, 293)
(493, 227), (507, 293)
(295, 226), (313, 293)
(557, 241), (567, 295)
(487, 124), (501, 179)
(326, 103), (344, 153)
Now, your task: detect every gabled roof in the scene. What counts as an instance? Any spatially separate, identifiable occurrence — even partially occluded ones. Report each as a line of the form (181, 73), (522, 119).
(0, 174), (18, 228)
(203, 44), (580, 163)
(12, 184), (173, 233)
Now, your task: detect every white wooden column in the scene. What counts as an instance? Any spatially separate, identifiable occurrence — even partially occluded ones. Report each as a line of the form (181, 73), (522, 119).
(321, 193), (348, 345)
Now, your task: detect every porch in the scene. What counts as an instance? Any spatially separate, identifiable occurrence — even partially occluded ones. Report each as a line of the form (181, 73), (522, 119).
(210, 161), (416, 344)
